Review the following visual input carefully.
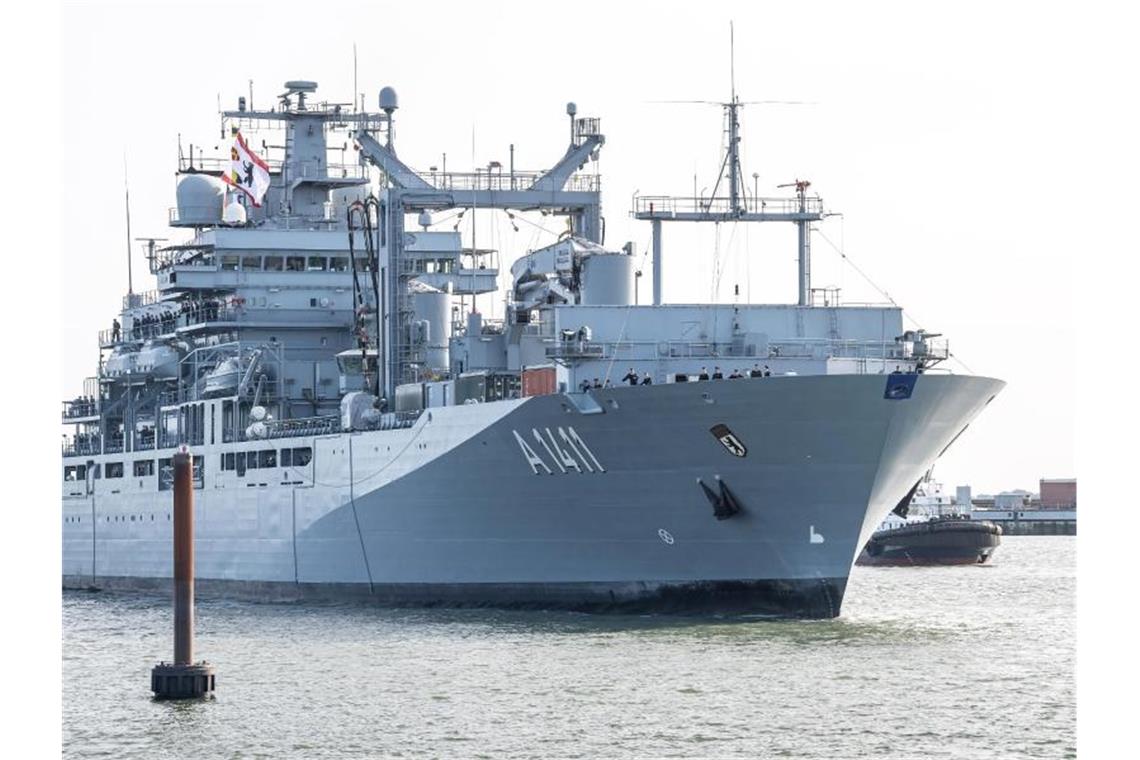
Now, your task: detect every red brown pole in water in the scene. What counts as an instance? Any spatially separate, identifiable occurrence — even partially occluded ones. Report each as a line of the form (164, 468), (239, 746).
(172, 448), (194, 665)
(151, 445), (214, 699)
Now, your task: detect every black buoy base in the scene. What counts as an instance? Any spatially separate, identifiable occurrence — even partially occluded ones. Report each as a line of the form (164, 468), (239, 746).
(151, 662), (216, 700)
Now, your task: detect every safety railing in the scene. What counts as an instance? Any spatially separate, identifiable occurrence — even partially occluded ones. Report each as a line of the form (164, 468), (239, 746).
(125, 305), (238, 341)
(544, 337), (909, 362)
(909, 338), (950, 361)
(147, 245), (214, 271)
(633, 194), (823, 217)
(62, 399), (99, 420)
(428, 170), (600, 194)
(62, 437), (102, 457)
(122, 290), (165, 310)
(263, 415), (341, 440)
(177, 156), (364, 181)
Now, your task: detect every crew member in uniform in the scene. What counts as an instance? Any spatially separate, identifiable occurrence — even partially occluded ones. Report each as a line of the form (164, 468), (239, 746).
(698, 366), (710, 381)
(622, 368), (639, 386)
(712, 366), (724, 380)
(641, 372), (653, 385)
(750, 363), (763, 378)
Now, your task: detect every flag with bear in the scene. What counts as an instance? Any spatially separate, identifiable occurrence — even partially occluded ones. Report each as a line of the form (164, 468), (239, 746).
(222, 131), (271, 207)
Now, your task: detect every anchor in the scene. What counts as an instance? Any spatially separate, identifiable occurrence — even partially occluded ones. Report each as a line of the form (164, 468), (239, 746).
(697, 475), (743, 520)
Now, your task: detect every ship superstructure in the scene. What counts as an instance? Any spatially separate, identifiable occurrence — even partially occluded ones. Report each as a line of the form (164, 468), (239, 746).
(62, 78), (1003, 618)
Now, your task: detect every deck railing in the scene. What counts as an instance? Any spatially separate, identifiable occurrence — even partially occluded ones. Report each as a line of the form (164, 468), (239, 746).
(633, 195), (823, 217)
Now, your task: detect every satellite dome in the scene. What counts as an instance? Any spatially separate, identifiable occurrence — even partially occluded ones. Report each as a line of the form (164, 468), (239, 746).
(175, 174), (225, 225)
(379, 86), (398, 112)
(222, 197), (247, 225)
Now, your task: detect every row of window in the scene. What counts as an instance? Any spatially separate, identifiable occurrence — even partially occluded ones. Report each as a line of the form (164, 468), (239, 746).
(64, 459), (154, 482)
(220, 447), (313, 476)
(219, 255), (351, 273)
(63, 447), (308, 484)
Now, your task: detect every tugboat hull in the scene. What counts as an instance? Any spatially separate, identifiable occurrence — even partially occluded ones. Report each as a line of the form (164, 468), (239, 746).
(856, 520), (1002, 566)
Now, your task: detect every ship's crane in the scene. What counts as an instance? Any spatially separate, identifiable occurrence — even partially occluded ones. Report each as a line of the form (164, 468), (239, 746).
(350, 90), (606, 398)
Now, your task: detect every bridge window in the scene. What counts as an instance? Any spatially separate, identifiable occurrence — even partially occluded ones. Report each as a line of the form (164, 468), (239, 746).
(330, 257), (349, 272)
(241, 255), (262, 271)
(236, 451), (246, 477)
(258, 449), (277, 468)
(264, 256), (283, 271)
(222, 452), (235, 471)
(63, 464), (86, 481)
(105, 462), (124, 479)
(286, 256), (305, 272)
(306, 256), (328, 272)
(293, 447), (312, 467)
(280, 448), (292, 467)
(221, 255), (239, 271)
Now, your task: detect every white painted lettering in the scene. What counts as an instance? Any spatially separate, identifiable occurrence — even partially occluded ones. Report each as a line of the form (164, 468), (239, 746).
(513, 430), (552, 475)
(544, 427), (582, 473)
(561, 426), (605, 473)
(532, 429), (566, 474)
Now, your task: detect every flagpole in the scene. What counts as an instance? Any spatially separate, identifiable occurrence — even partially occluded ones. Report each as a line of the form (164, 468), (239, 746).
(124, 154), (133, 296)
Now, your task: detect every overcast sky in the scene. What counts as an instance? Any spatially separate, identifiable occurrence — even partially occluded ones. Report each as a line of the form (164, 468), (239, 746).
(58, 0), (1095, 493)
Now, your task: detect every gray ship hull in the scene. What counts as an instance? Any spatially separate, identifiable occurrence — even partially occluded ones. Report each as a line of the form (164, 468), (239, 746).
(63, 373), (1003, 617)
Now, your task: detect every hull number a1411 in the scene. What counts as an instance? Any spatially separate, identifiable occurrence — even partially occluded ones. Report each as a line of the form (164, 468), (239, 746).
(513, 426), (606, 475)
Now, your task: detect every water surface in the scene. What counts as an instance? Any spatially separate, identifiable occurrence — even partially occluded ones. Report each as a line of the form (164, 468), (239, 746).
(64, 536), (1075, 758)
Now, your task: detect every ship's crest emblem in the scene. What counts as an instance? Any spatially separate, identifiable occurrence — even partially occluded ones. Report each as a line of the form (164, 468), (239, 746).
(710, 424), (747, 457)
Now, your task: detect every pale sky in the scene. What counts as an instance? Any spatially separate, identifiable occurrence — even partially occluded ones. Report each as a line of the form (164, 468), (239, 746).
(59, 0), (1086, 494)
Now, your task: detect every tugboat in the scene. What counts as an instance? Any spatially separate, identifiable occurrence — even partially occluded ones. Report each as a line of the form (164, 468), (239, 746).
(856, 477), (1002, 566)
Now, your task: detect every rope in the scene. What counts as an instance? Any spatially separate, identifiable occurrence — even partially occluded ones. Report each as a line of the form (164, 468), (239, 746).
(815, 227), (975, 374)
(283, 416), (432, 489)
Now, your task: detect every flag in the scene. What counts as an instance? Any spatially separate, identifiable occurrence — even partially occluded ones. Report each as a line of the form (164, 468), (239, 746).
(222, 131), (271, 207)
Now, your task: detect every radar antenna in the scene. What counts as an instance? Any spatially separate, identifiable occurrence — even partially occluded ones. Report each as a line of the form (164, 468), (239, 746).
(634, 23), (824, 306)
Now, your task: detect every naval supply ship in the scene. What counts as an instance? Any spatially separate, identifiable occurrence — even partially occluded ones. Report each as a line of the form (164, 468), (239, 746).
(61, 78), (1003, 618)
